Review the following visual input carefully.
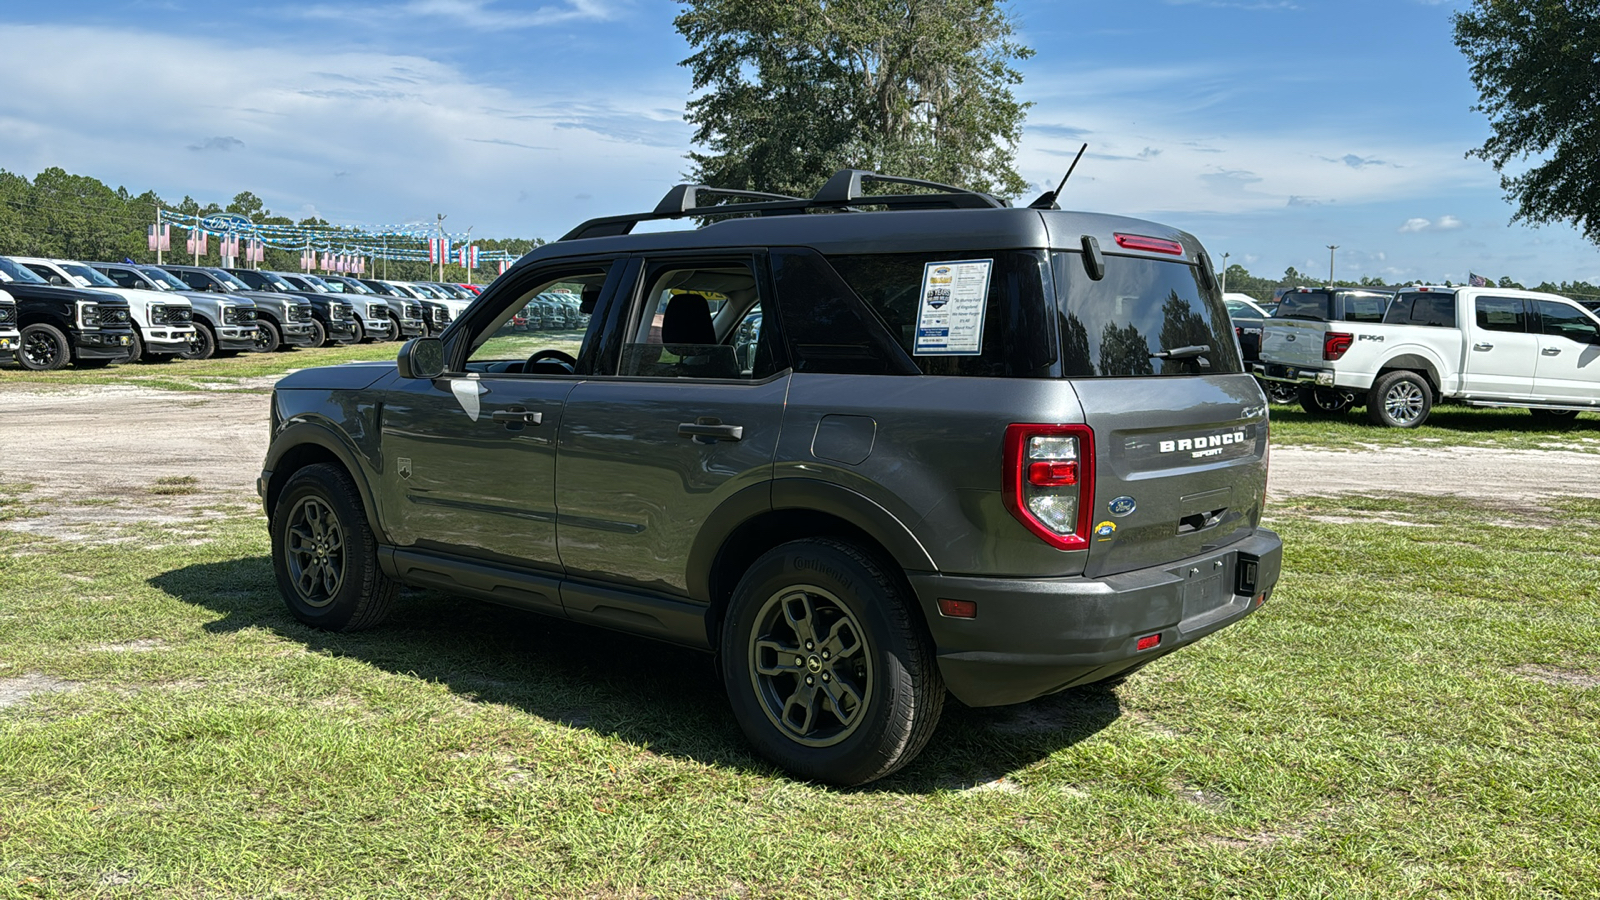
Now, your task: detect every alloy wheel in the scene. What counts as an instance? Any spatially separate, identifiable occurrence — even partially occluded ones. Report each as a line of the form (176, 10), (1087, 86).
(748, 585), (872, 748)
(1383, 380), (1427, 425)
(283, 496), (346, 608)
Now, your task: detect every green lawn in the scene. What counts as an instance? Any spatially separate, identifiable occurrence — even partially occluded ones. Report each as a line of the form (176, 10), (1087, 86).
(1265, 398), (1600, 453)
(1, 487), (1596, 897)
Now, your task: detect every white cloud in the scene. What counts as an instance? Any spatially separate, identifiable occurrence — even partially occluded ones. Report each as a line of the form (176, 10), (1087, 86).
(1399, 218), (1432, 233)
(1396, 216), (1465, 233)
(1436, 215), (1464, 230)
(296, 0), (623, 31)
(0, 23), (690, 239)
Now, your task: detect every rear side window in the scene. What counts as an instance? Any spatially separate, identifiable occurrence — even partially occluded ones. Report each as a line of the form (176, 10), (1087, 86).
(1475, 297), (1527, 333)
(1051, 252), (1243, 377)
(769, 249), (917, 376)
(826, 250), (1056, 377)
(1386, 292), (1457, 327)
(1274, 291), (1331, 320)
(1340, 292), (1390, 323)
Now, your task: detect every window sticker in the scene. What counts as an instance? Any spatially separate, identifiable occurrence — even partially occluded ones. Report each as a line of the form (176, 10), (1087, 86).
(913, 259), (992, 355)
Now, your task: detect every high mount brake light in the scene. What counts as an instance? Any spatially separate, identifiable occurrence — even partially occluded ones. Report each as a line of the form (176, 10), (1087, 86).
(1324, 332), (1354, 361)
(1003, 424), (1095, 551)
(1112, 233), (1185, 256)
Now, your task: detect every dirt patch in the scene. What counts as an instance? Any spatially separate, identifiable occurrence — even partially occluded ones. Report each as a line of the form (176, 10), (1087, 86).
(0, 674), (77, 709)
(1513, 665), (1600, 689)
(1269, 446), (1600, 505)
(0, 385), (268, 540)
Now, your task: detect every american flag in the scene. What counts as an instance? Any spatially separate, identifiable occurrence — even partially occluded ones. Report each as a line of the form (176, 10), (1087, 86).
(1468, 272), (1489, 287)
(147, 224), (170, 252)
(185, 230), (208, 255)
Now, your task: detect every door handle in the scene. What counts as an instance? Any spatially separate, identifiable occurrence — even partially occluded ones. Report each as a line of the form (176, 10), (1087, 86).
(678, 422), (744, 442)
(1473, 343), (1493, 351)
(1542, 347), (1562, 356)
(491, 408), (543, 425)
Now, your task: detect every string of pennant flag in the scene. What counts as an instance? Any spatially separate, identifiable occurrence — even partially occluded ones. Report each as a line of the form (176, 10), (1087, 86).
(147, 209), (520, 275)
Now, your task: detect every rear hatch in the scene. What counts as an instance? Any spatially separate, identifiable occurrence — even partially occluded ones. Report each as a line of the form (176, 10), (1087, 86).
(1259, 318), (1331, 369)
(1050, 250), (1268, 578)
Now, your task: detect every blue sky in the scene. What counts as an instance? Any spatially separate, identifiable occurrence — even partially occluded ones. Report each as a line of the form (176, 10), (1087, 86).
(2, 0), (1595, 286)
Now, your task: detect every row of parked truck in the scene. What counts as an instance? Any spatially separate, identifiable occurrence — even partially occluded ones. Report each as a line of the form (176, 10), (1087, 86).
(1232, 284), (1600, 427)
(0, 256), (587, 370)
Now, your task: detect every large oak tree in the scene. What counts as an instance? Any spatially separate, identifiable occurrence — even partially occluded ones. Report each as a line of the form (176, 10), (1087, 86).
(675, 0), (1033, 200)
(1454, 1), (1600, 244)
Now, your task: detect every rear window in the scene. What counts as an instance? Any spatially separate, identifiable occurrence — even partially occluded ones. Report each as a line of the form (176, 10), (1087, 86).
(1340, 291), (1391, 323)
(1051, 251), (1243, 377)
(1274, 291), (1331, 320)
(1385, 292), (1457, 328)
(826, 249), (1056, 377)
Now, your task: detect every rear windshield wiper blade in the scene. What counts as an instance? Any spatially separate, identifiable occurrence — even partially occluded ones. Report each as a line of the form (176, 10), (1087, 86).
(1150, 344), (1211, 360)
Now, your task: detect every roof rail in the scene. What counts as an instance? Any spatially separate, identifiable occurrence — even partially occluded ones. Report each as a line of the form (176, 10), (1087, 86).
(558, 169), (1009, 241)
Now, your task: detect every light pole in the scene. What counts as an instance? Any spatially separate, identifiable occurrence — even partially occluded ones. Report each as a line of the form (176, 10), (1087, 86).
(1221, 252), (1230, 294)
(1326, 245), (1339, 285)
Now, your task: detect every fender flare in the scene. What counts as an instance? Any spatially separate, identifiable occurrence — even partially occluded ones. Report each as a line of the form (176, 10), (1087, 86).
(262, 420), (384, 536)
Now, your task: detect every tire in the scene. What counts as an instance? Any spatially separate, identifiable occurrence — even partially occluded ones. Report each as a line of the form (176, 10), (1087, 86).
(309, 318), (328, 348)
(127, 328), (145, 363)
(1266, 382), (1299, 405)
(179, 323), (217, 360)
(350, 319), (367, 344)
(17, 323), (71, 371)
(1529, 408), (1580, 429)
(253, 319), (282, 353)
(720, 538), (944, 786)
(1365, 370), (1433, 428)
(270, 463), (398, 632)
(1298, 385), (1354, 417)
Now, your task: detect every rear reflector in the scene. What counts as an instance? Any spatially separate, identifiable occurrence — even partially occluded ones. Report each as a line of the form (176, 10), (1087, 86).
(1113, 233), (1185, 255)
(1136, 633), (1162, 652)
(937, 598), (978, 619)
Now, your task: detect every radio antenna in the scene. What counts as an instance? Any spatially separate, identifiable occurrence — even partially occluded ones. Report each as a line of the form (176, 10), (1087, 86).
(1029, 143), (1089, 210)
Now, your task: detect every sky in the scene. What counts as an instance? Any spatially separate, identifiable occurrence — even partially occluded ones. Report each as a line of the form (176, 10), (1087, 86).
(1, 0), (1595, 287)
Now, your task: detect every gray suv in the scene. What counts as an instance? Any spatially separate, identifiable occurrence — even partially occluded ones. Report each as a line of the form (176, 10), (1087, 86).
(259, 171), (1282, 785)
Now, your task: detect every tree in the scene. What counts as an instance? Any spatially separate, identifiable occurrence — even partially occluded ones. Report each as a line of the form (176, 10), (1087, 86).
(1454, 2), (1600, 244)
(675, 0), (1033, 200)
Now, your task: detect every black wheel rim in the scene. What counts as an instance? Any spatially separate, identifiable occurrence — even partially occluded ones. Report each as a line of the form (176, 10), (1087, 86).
(748, 585), (871, 747)
(253, 325), (273, 351)
(21, 331), (60, 368)
(284, 496), (346, 608)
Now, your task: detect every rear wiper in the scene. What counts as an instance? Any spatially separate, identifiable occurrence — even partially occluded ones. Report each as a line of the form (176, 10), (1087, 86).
(1150, 344), (1211, 360)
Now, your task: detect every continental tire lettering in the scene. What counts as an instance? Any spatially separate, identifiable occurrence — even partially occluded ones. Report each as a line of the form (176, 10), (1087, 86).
(794, 557), (852, 590)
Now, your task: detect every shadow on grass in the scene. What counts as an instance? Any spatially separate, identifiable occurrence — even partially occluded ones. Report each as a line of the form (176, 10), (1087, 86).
(152, 555), (1123, 793)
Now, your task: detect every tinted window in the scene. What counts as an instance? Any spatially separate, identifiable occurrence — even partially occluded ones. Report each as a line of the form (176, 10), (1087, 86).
(770, 248), (916, 376)
(1340, 292), (1390, 323)
(1386, 292), (1457, 328)
(1052, 252), (1243, 377)
(1474, 297), (1527, 333)
(1274, 291), (1331, 320)
(827, 249), (1055, 377)
(176, 270), (212, 291)
(1536, 300), (1599, 342)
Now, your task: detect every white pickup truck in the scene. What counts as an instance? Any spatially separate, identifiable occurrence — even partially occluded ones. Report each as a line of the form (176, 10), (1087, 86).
(1258, 285), (1600, 427)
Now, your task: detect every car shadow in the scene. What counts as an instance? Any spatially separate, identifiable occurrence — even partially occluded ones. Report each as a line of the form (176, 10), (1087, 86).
(151, 556), (1124, 793)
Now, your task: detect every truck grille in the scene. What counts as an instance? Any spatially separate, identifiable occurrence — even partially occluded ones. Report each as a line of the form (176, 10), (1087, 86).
(289, 304), (313, 323)
(405, 303), (423, 321)
(430, 306), (450, 327)
(0, 304), (14, 325)
(90, 306), (131, 326)
(152, 305), (192, 324)
(222, 306), (257, 325)
(332, 305), (353, 321)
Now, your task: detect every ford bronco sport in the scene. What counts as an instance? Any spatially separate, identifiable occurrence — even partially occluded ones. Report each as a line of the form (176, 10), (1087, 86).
(260, 171), (1283, 785)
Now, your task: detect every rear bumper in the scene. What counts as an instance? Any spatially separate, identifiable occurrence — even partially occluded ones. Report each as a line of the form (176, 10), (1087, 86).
(910, 529), (1282, 707)
(1259, 362), (1335, 386)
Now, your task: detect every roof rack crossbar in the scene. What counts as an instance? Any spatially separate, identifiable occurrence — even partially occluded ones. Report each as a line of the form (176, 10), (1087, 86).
(558, 169), (1009, 241)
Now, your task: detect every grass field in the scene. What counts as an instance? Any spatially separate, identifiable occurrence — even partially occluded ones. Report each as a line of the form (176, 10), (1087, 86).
(1, 486), (1596, 898)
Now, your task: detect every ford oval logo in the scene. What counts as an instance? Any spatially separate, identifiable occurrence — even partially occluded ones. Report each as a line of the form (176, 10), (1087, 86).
(1108, 496), (1137, 517)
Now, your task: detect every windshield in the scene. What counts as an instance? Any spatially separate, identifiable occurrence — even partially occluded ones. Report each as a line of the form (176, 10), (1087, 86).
(337, 278), (374, 294)
(210, 270), (250, 291)
(139, 267), (187, 291)
(0, 258), (48, 284)
(62, 263), (118, 287)
(301, 275), (335, 291)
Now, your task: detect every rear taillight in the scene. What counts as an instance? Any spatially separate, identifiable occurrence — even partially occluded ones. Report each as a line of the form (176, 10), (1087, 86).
(1323, 332), (1353, 360)
(1003, 424), (1095, 551)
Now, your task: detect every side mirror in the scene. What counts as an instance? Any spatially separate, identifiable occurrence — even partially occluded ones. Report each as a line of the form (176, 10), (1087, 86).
(48, 274), (67, 286)
(397, 337), (445, 379)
